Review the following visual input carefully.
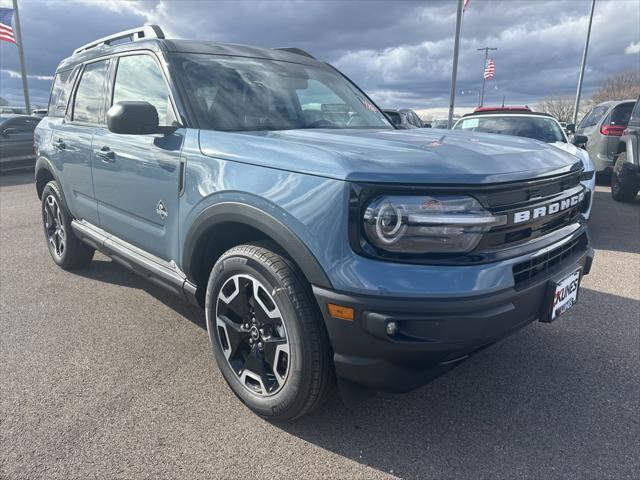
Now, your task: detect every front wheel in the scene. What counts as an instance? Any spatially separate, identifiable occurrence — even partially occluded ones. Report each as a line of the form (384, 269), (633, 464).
(611, 153), (639, 202)
(205, 243), (333, 421)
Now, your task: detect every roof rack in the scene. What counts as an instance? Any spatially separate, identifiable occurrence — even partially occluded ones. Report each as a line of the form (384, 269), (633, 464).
(73, 25), (165, 55)
(273, 47), (316, 59)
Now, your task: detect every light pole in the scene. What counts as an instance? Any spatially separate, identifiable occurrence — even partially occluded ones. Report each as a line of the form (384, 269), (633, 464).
(447, 0), (464, 129)
(477, 46), (497, 107)
(572, 0), (596, 126)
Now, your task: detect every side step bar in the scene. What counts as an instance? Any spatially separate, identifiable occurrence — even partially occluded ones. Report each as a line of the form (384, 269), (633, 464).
(71, 220), (198, 306)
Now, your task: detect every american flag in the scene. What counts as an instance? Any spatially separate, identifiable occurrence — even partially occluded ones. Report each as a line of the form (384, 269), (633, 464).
(0, 7), (16, 44)
(483, 57), (495, 80)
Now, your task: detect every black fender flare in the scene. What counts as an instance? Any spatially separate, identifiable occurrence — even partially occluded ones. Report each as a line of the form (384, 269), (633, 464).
(182, 202), (333, 289)
(35, 156), (70, 210)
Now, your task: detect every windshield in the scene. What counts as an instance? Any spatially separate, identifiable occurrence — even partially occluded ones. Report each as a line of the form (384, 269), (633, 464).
(454, 115), (566, 143)
(173, 54), (392, 131)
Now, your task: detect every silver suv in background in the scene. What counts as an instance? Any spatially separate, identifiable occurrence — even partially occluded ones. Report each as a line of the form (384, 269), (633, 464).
(570, 99), (635, 174)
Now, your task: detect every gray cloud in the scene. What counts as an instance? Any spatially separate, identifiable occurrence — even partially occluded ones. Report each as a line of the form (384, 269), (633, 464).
(0, 0), (637, 110)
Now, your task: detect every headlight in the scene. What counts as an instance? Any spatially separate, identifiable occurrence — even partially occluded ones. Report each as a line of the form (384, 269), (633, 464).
(363, 195), (506, 254)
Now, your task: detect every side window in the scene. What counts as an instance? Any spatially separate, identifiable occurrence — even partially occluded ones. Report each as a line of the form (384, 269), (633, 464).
(589, 106), (608, 127)
(48, 68), (78, 117)
(73, 60), (109, 124)
(410, 112), (422, 127)
(578, 109), (593, 129)
(112, 55), (174, 126)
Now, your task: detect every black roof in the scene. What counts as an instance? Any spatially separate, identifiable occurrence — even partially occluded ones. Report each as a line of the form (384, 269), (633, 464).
(57, 36), (321, 73)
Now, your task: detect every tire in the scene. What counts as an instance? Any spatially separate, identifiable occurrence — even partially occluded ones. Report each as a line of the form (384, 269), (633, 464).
(611, 153), (639, 202)
(41, 180), (94, 269)
(205, 242), (333, 421)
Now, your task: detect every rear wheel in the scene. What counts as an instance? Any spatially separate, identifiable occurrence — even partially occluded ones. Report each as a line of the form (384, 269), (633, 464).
(205, 242), (333, 421)
(41, 181), (94, 269)
(611, 153), (639, 202)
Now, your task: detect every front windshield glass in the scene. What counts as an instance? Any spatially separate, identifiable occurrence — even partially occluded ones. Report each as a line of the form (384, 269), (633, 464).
(173, 54), (392, 131)
(454, 115), (566, 143)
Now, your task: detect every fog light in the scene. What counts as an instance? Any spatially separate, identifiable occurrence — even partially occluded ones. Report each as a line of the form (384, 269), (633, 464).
(386, 321), (398, 336)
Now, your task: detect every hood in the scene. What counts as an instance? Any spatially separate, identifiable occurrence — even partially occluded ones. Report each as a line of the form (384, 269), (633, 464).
(199, 128), (583, 184)
(550, 141), (594, 172)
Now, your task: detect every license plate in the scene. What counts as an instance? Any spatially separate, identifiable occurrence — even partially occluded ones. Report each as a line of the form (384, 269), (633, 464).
(549, 269), (581, 321)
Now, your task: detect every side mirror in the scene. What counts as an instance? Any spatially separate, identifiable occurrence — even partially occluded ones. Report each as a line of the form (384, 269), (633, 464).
(572, 134), (588, 149)
(107, 101), (173, 135)
(565, 123), (576, 134)
(423, 123), (432, 128)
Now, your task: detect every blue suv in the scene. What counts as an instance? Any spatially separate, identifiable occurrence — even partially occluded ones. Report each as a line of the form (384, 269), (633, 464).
(35, 26), (594, 420)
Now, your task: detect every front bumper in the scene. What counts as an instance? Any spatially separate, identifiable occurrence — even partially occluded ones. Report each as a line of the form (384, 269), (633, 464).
(313, 237), (594, 393)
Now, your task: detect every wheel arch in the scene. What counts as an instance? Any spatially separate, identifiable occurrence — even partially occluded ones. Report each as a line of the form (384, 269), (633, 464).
(182, 202), (333, 305)
(35, 157), (63, 202)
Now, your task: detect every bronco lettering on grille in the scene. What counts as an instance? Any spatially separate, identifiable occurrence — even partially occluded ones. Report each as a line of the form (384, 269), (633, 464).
(513, 191), (585, 224)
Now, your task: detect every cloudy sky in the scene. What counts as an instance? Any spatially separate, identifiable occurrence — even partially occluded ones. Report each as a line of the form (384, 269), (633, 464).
(0, 0), (638, 116)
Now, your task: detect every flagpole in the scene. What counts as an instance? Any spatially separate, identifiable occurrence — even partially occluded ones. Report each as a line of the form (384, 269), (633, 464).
(477, 46), (497, 107)
(12, 0), (30, 115)
(572, 0), (596, 126)
(447, 0), (464, 129)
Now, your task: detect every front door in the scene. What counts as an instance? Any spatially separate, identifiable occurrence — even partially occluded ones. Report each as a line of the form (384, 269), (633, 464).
(91, 53), (184, 261)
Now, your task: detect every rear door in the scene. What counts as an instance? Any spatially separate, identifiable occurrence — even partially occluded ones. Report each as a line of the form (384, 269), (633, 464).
(91, 52), (184, 261)
(54, 59), (111, 225)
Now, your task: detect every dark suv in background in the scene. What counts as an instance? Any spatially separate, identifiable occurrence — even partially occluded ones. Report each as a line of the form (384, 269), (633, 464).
(611, 97), (640, 202)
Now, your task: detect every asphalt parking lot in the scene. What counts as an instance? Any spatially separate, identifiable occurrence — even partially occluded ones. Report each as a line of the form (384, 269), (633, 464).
(1, 172), (638, 480)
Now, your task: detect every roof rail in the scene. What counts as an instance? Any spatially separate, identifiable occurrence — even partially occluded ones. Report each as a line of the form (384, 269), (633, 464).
(73, 25), (165, 55)
(273, 47), (316, 59)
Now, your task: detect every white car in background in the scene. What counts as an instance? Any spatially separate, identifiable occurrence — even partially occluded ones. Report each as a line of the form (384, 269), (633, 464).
(453, 109), (596, 219)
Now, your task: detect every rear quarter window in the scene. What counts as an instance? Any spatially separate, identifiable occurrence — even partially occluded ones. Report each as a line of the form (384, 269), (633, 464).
(48, 68), (78, 117)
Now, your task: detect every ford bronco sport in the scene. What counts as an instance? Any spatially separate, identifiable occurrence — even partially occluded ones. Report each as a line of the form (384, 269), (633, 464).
(34, 26), (594, 421)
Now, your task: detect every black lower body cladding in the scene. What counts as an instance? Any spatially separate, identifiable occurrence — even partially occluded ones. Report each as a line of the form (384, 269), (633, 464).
(313, 241), (594, 393)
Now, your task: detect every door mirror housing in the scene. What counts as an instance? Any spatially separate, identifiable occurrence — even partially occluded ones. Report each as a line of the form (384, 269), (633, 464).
(571, 134), (588, 149)
(107, 101), (175, 135)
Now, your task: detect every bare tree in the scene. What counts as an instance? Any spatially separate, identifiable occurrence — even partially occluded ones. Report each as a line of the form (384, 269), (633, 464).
(536, 95), (575, 123)
(590, 70), (640, 104)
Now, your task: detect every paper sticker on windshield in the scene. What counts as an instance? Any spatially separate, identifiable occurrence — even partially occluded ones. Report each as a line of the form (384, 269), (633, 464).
(461, 118), (479, 128)
(358, 96), (377, 112)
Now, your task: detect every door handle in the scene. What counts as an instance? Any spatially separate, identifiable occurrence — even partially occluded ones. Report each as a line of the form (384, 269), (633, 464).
(54, 138), (65, 150)
(95, 146), (115, 163)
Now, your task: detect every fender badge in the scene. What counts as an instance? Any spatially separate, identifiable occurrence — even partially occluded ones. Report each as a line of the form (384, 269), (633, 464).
(156, 200), (168, 219)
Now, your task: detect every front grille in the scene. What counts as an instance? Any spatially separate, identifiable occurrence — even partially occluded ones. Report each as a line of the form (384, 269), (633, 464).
(512, 233), (587, 286)
(477, 173), (586, 250)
